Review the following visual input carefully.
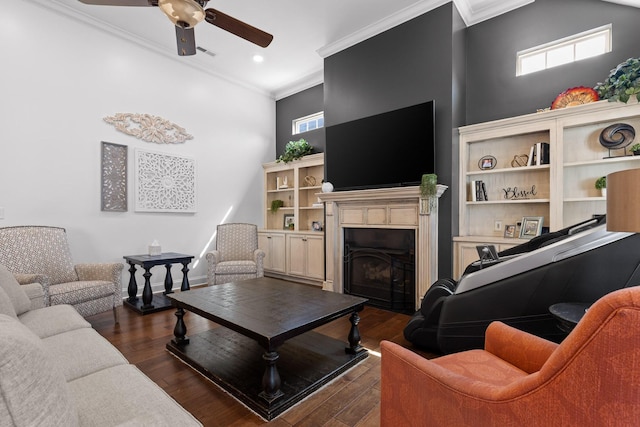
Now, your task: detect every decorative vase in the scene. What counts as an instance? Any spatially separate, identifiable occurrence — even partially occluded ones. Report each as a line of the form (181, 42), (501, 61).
(601, 188), (607, 198)
(322, 181), (334, 193)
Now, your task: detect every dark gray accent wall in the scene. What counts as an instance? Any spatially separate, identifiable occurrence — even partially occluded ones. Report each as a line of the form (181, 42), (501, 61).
(275, 84), (325, 158)
(274, 0), (640, 280)
(323, 3), (464, 278)
(466, 0), (640, 124)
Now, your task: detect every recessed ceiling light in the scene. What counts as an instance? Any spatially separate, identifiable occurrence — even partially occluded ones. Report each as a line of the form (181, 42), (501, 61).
(253, 54), (264, 63)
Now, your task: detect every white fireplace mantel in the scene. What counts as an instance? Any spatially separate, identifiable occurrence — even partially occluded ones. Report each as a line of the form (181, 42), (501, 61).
(318, 185), (447, 310)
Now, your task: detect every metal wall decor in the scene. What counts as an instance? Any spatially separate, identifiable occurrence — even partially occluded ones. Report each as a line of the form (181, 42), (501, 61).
(104, 113), (194, 144)
(135, 148), (196, 213)
(101, 142), (128, 212)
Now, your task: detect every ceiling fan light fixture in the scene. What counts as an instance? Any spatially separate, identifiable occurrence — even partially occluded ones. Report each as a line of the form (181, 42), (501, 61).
(158, 0), (205, 28)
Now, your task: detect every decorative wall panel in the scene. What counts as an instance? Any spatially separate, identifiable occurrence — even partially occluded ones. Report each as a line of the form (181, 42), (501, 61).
(104, 113), (194, 144)
(101, 142), (128, 212)
(135, 148), (196, 213)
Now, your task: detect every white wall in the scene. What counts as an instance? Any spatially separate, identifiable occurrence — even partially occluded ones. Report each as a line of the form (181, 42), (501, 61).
(0, 1), (275, 290)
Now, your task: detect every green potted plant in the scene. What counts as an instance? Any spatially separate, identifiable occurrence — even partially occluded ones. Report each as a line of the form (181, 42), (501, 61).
(631, 143), (640, 155)
(594, 57), (640, 103)
(276, 138), (313, 163)
(595, 176), (607, 197)
(270, 199), (284, 213)
(419, 173), (438, 214)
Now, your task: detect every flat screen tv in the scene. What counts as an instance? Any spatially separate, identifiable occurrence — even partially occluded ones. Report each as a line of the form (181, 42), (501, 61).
(325, 100), (435, 191)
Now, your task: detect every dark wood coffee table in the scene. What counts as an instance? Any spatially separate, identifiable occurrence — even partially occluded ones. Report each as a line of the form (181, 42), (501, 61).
(166, 277), (368, 420)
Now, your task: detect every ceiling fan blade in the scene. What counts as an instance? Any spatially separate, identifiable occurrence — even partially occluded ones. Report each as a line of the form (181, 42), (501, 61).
(78, 0), (155, 5)
(204, 8), (273, 48)
(175, 25), (197, 56)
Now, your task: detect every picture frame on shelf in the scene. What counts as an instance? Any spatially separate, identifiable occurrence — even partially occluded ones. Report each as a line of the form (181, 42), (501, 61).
(520, 216), (544, 239)
(478, 155), (496, 170)
(504, 224), (516, 238)
(283, 214), (295, 230)
(312, 221), (323, 231)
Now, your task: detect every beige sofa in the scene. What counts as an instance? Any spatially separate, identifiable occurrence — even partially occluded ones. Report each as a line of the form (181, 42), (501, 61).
(0, 264), (202, 427)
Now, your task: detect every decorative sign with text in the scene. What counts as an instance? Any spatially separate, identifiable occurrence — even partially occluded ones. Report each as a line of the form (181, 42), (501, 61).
(503, 185), (537, 200)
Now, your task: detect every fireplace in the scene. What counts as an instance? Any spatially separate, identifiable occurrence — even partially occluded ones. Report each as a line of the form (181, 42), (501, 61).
(344, 228), (415, 313)
(318, 185), (447, 311)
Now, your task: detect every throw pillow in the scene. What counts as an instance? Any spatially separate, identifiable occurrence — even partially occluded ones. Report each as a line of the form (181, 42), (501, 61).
(0, 264), (31, 315)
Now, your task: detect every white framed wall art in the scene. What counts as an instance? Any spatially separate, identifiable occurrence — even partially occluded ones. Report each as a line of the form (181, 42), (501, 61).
(135, 148), (197, 213)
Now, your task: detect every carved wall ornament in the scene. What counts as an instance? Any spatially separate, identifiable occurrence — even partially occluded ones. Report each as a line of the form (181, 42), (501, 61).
(103, 113), (194, 144)
(101, 142), (128, 212)
(135, 148), (196, 213)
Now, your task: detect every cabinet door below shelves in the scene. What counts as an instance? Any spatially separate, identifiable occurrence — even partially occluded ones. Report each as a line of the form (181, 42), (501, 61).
(286, 234), (324, 280)
(258, 232), (285, 273)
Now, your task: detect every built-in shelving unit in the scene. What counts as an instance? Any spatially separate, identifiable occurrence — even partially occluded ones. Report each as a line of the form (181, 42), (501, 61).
(454, 100), (640, 278)
(259, 153), (325, 286)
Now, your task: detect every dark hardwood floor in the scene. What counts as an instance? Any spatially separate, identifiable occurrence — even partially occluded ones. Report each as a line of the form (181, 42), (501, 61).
(88, 294), (438, 427)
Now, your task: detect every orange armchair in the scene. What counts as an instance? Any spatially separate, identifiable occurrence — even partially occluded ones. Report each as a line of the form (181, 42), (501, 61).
(381, 287), (640, 426)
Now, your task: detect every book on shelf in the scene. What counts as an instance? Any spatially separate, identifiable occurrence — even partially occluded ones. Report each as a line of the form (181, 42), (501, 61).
(527, 142), (550, 166)
(469, 180), (487, 201)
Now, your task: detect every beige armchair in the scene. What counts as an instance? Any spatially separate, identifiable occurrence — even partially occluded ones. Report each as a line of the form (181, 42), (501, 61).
(0, 226), (123, 322)
(206, 223), (265, 285)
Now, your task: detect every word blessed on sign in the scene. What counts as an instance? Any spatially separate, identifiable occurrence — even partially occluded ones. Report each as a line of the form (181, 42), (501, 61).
(503, 185), (537, 200)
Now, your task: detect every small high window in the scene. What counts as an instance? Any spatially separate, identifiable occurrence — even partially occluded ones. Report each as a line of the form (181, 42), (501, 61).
(517, 24), (612, 76)
(293, 112), (324, 135)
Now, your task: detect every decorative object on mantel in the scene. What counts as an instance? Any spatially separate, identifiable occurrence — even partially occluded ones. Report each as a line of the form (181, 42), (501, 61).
(103, 113), (194, 144)
(321, 180), (334, 193)
(420, 174), (438, 215)
(631, 143), (640, 155)
(510, 154), (529, 167)
(276, 138), (313, 163)
(595, 57), (640, 104)
(134, 148), (196, 213)
(101, 141), (128, 212)
(550, 86), (599, 110)
(478, 155), (496, 170)
(599, 123), (636, 158)
(595, 176), (607, 198)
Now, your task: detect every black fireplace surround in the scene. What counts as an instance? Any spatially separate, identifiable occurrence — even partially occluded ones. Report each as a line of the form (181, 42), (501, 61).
(343, 228), (415, 313)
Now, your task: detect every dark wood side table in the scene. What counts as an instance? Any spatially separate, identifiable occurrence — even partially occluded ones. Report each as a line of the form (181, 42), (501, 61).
(123, 252), (194, 315)
(549, 302), (590, 333)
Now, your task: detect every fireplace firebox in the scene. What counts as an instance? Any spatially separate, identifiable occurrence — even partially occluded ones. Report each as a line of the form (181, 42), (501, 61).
(343, 228), (415, 313)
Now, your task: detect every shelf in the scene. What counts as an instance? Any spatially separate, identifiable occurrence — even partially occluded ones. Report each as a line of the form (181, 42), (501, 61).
(466, 164), (549, 176)
(564, 156), (640, 168)
(564, 197), (606, 202)
(466, 199), (550, 206)
(300, 186), (322, 191)
(267, 188), (295, 193)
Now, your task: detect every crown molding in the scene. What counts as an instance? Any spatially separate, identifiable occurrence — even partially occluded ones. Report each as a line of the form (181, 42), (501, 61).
(317, 0), (449, 59)
(454, 0), (535, 26)
(273, 69), (324, 101)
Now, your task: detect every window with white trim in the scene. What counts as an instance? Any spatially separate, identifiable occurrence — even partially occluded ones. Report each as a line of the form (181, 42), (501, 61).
(292, 112), (324, 135)
(517, 24), (612, 76)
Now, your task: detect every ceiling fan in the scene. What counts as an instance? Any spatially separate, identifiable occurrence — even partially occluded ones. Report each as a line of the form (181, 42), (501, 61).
(78, 0), (273, 56)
